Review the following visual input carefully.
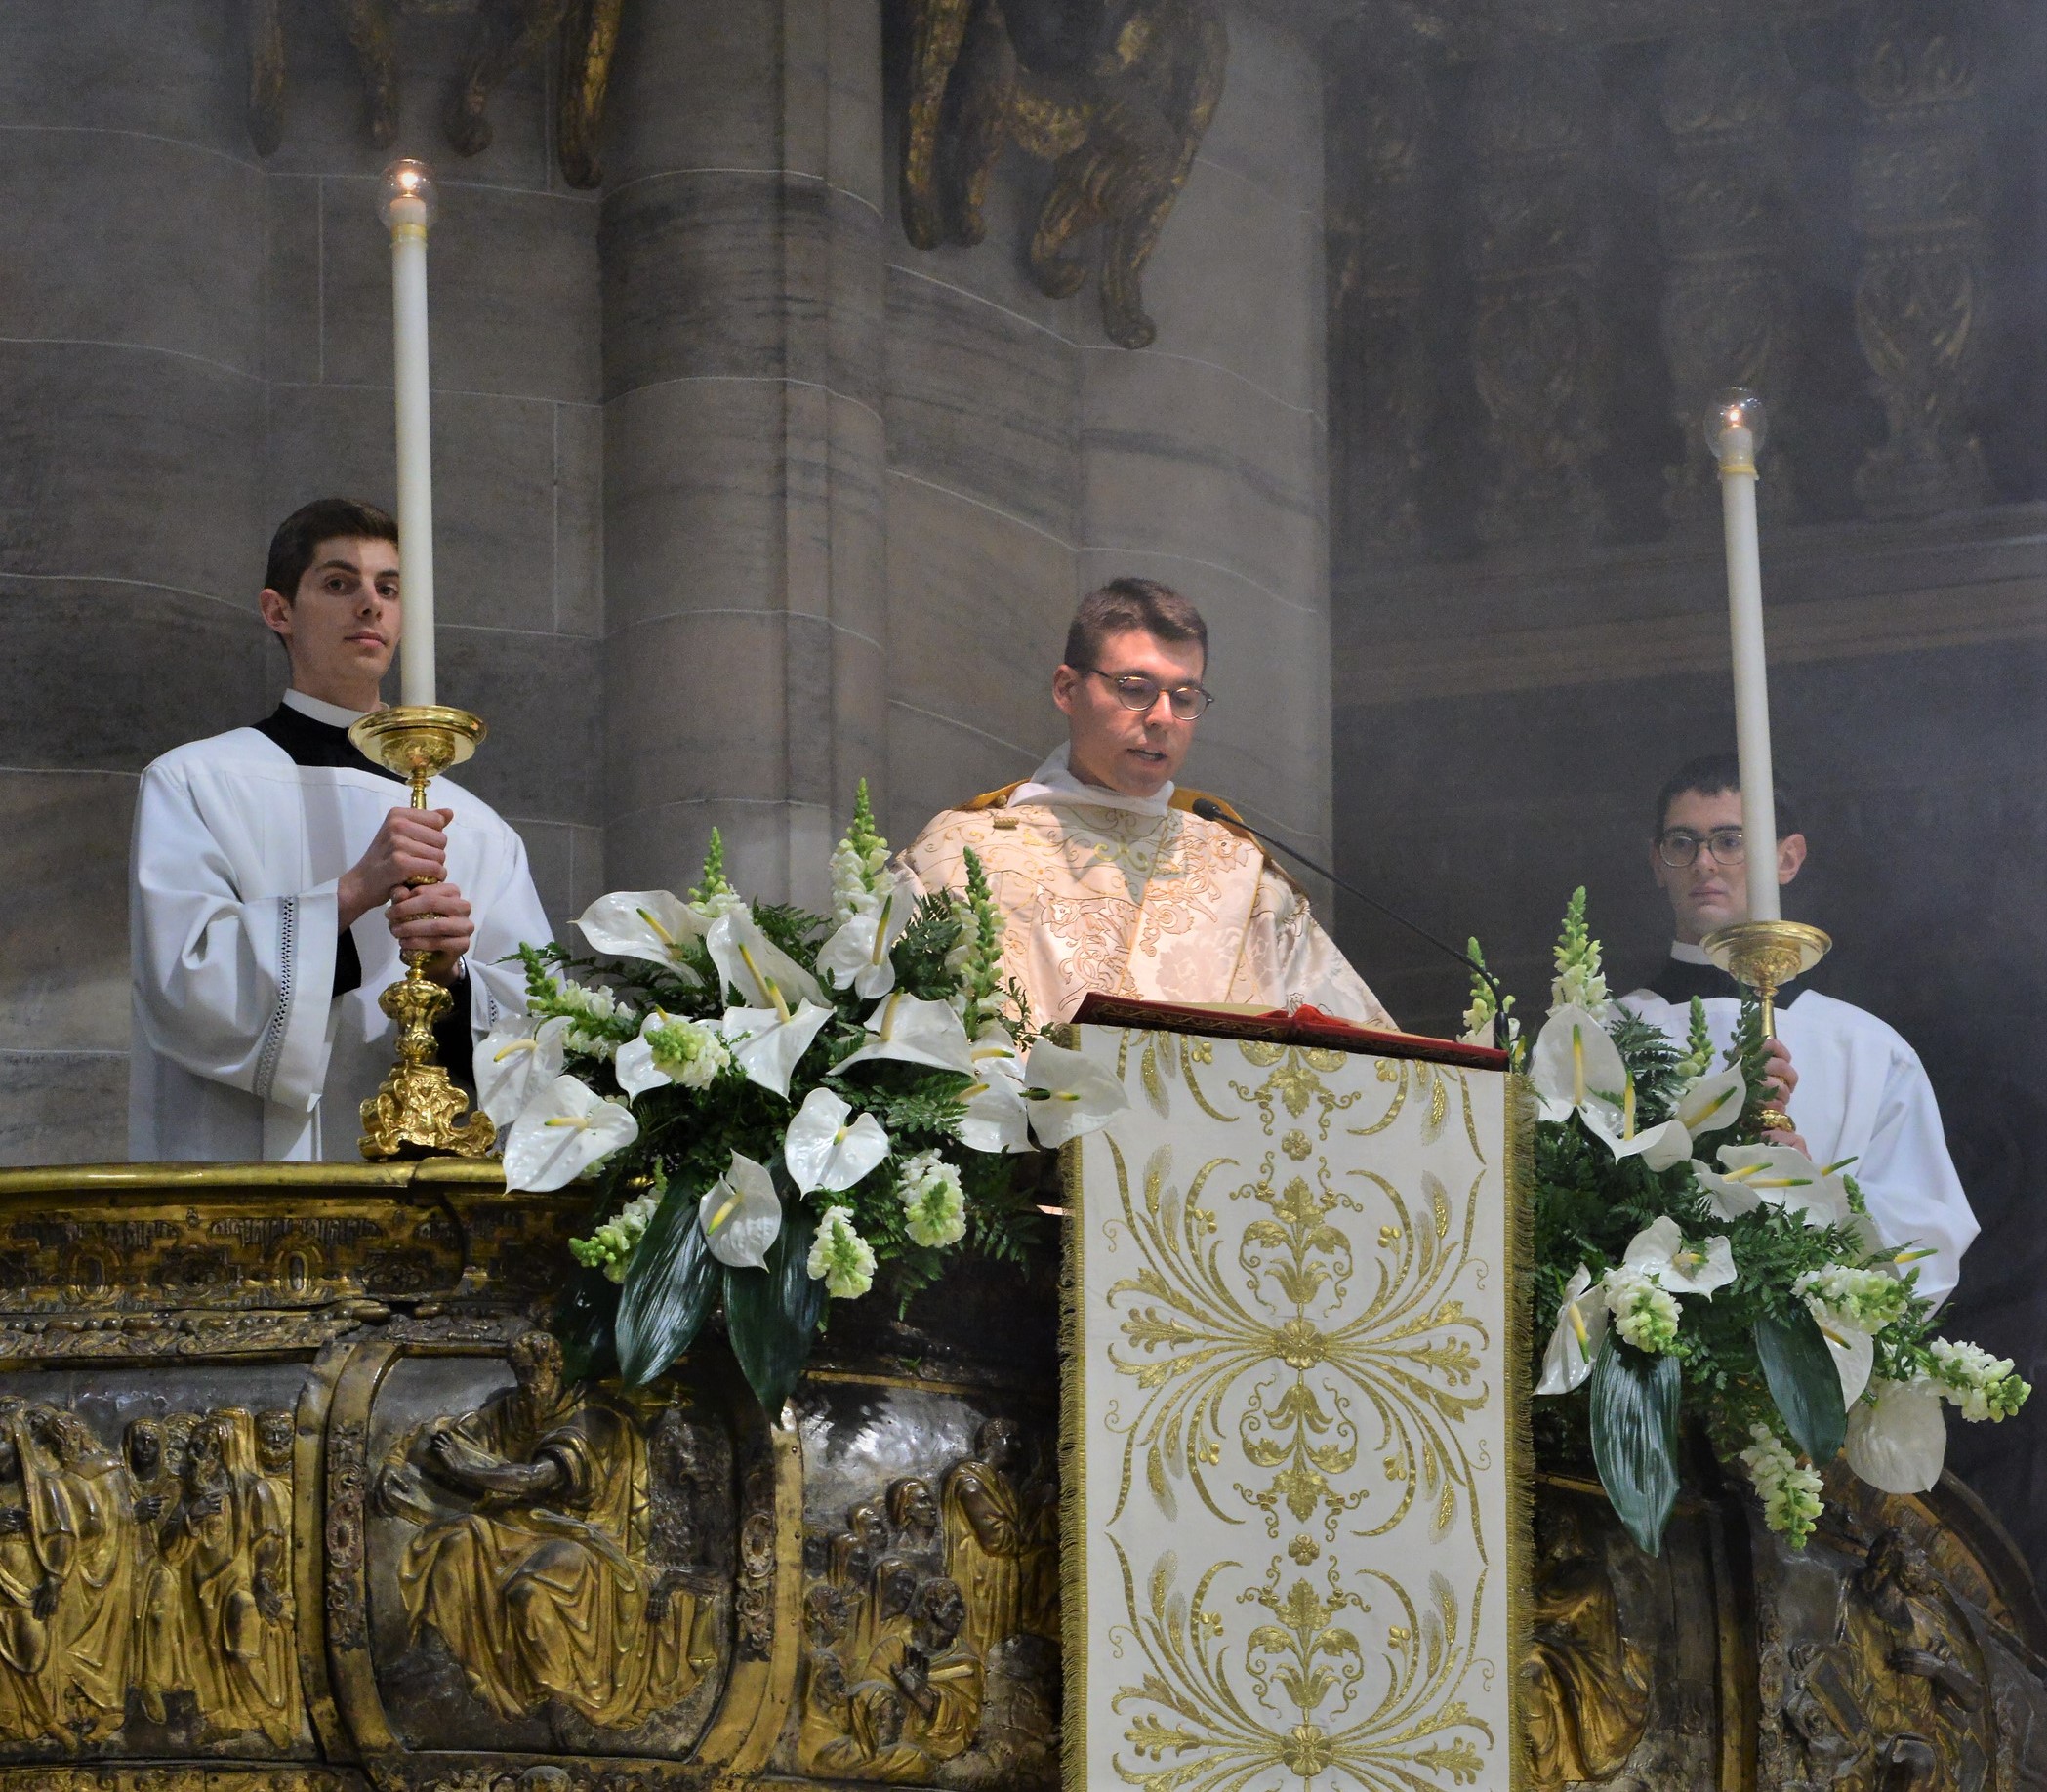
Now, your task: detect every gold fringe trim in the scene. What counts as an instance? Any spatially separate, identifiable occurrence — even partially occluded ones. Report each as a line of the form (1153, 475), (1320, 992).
(1057, 1111), (1090, 1792)
(1503, 1066), (1538, 1792)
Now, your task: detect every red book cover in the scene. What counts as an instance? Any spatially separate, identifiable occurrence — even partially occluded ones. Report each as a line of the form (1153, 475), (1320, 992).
(1067, 993), (1510, 1072)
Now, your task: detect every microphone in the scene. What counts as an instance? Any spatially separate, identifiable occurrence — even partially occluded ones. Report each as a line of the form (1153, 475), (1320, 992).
(1188, 798), (1511, 1051)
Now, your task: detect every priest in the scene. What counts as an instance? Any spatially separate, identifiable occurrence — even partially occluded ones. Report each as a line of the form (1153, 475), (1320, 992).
(1617, 753), (1978, 1305)
(129, 498), (550, 1161)
(895, 578), (1389, 1028)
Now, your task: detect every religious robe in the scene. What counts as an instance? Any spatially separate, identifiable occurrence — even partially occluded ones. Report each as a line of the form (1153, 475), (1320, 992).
(130, 689), (551, 1161)
(1619, 945), (1978, 1306)
(895, 748), (1389, 1028)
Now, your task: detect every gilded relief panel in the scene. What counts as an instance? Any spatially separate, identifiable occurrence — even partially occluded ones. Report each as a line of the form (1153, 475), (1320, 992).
(0, 1363), (315, 1763)
(782, 1380), (1060, 1787)
(362, 1337), (737, 1760)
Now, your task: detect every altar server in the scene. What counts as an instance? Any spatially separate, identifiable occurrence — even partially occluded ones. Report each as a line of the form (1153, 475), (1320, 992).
(130, 499), (550, 1161)
(1618, 753), (1978, 1305)
(896, 579), (1390, 1028)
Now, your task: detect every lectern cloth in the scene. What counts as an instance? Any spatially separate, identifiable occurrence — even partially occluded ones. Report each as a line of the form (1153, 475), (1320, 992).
(1062, 1025), (1526, 1792)
(896, 761), (1390, 1027)
(130, 718), (549, 1162)
(1621, 961), (1978, 1307)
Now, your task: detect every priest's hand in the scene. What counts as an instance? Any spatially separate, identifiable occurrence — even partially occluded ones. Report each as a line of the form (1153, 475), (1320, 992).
(339, 807), (455, 931)
(1760, 1039), (1807, 1153)
(385, 881), (474, 984)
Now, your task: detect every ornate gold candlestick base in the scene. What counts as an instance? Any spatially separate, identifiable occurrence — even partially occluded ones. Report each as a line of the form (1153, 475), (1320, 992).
(1701, 917), (1831, 1132)
(348, 705), (496, 1161)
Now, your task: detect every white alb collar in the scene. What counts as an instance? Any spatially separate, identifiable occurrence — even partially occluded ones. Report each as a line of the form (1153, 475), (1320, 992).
(1008, 743), (1175, 819)
(282, 688), (377, 729)
(1670, 940), (1712, 966)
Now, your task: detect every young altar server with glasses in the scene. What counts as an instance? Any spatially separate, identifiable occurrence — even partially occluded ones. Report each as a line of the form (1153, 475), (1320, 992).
(895, 577), (1391, 1028)
(1617, 753), (1978, 1305)
(129, 498), (551, 1161)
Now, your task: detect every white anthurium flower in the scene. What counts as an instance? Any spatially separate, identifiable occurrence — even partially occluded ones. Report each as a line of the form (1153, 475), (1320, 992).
(706, 909), (826, 1013)
(815, 875), (913, 999)
(1579, 1097), (1693, 1172)
(502, 1076), (639, 1194)
(1020, 1039), (1130, 1148)
(718, 1000), (834, 1100)
(1536, 1266), (1609, 1397)
(1620, 1215), (1737, 1297)
(698, 1151), (784, 1269)
(782, 1088), (891, 1195)
(1529, 1004), (1630, 1129)
(837, 992), (977, 1076)
(1812, 1302), (1876, 1406)
(574, 889), (708, 985)
(474, 1015), (569, 1130)
(1697, 1142), (1854, 1231)
(1671, 1065), (1747, 1139)
(1845, 1375), (1948, 1495)
(958, 1027), (1031, 1154)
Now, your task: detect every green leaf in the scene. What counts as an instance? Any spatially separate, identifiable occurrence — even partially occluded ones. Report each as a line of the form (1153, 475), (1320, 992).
(553, 1266), (619, 1386)
(1589, 1334), (1682, 1555)
(725, 1202), (824, 1417)
(1755, 1306), (1847, 1465)
(615, 1182), (718, 1387)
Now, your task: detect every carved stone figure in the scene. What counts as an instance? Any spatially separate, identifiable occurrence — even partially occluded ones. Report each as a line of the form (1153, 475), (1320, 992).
(898, 0), (1229, 348)
(1520, 1504), (1651, 1788)
(124, 1418), (190, 1725)
(0, 1409), (58, 1742)
(245, 0), (624, 188)
(376, 1329), (716, 1731)
(942, 1417), (1036, 1663)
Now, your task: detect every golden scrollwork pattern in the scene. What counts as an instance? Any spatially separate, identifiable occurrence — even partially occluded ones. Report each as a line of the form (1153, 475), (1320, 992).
(1066, 1027), (1525, 1792)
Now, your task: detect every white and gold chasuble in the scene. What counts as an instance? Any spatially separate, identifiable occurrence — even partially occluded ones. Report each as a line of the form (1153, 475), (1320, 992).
(895, 759), (1390, 1028)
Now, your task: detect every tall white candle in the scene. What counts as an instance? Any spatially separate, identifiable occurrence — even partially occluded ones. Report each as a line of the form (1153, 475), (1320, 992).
(380, 160), (438, 709)
(1709, 389), (1779, 923)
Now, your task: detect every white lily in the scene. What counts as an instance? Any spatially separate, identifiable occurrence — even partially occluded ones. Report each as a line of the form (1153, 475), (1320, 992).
(615, 1009), (728, 1100)
(474, 1015), (569, 1130)
(502, 1075), (639, 1193)
(815, 874), (913, 999)
(1536, 1266), (1609, 1396)
(837, 992), (977, 1076)
(1844, 1374), (1947, 1494)
(783, 1088), (891, 1195)
(1020, 1039), (1129, 1148)
(718, 1000), (834, 1100)
(574, 889), (709, 984)
(706, 909), (826, 1012)
(1693, 1143), (1854, 1230)
(698, 1150), (784, 1269)
(958, 1027), (1031, 1154)
(1619, 1215), (1737, 1297)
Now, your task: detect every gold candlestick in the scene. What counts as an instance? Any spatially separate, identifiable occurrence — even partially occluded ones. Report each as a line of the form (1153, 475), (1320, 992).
(1700, 917), (1831, 1133)
(348, 706), (496, 1161)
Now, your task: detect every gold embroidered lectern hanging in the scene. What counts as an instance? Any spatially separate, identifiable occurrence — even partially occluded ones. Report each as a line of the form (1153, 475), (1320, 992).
(1061, 1018), (1530, 1792)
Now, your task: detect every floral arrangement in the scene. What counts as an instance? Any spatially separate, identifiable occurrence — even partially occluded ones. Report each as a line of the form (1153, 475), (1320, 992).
(1470, 890), (2028, 1553)
(473, 783), (1126, 1414)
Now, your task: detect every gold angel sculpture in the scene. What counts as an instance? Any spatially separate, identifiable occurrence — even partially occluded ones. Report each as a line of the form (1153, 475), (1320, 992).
(900, 0), (1229, 347)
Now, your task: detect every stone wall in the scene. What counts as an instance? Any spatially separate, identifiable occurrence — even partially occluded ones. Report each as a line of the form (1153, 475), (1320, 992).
(0, 0), (1334, 1159)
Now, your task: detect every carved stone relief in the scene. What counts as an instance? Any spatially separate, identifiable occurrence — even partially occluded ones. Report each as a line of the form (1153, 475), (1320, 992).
(1657, 26), (1798, 523)
(1850, 0), (1990, 518)
(785, 1388), (1059, 1786)
(895, 0), (1229, 347)
(1463, 44), (1610, 544)
(245, 0), (624, 187)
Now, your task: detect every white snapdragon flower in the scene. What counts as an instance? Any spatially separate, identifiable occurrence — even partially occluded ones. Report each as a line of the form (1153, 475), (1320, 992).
(807, 1205), (877, 1299)
(615, 1011), (729, 1099)
(1601, 1266), (1683, 1355)
(897, 1150), (967, 1248)
(1739, 1423), (1824, 1546)
(569, 1188), (663, 1283)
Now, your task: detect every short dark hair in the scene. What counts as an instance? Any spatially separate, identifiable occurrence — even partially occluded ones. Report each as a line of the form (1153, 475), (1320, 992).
(1063, 577), (1208, 673)
(1654, 752), (1802, 839)
(265, 498), (398, 600)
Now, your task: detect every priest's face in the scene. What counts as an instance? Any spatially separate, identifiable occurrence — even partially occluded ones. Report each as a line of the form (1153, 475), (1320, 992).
(260, 534), (401, 708)
(1053, 627), (1205, 797)
(1651, 786), (1806, 943)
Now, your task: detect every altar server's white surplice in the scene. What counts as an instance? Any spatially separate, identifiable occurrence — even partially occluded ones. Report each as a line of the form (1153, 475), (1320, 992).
(130, 697), (550, 1162)
(1621, 948), (1979, 1307)
(895, 747), (1391, 1028)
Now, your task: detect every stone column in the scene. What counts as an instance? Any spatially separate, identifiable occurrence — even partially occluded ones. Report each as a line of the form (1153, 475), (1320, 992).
(599, 0), (887, 909)
(1464, 44), (1608, 547)
(0, 3), (268, 1157)
(1851, 0), (1990, 518)
(1657, 26), (1797, 525)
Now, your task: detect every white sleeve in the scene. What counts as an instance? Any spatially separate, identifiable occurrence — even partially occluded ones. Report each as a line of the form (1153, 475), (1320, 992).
(1855, 1045), (1980, 1310)
(462, 813), (555, 1039)
(1257, 866), (1395, 1029)
(129, 762), (337, 1111)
